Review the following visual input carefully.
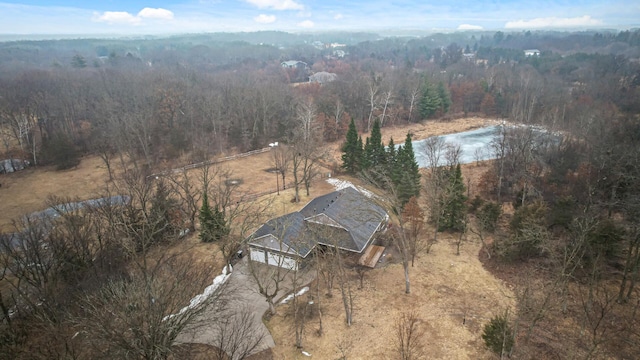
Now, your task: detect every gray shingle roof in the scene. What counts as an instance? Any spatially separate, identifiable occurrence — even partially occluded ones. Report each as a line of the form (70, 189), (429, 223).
(248, 187), (388, 257)
(301, 187), (387, 252)
(248, 212), (315, 258)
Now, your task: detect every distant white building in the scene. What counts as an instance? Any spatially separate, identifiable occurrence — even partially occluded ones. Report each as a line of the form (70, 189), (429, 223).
(524, 49), (540, 57)
(309, 71), (337, 84)
(333, 49), (346, 58)
(281, 60), (308, 69)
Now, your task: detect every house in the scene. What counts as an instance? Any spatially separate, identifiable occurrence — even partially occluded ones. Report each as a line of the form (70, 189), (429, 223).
(281, 60), (308, 69)
(332, 49), (346, 58)
(463, 53), (476, 61)
(524, 49), (540, 57)
(247, 187), (388, 270)
(308, 71), (337, 84)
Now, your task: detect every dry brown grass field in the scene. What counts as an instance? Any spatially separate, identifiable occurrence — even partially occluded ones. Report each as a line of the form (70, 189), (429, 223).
(267, 234), (514, 360)
(1, 117), (509, 359)
(0, 117), (494, 231)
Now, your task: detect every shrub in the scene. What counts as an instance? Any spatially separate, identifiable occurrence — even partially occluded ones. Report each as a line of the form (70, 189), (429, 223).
(482, 313), (514, 356)
(469, 195), (485, 213)
(43, 135), (81, 170)
(477, 202), (502, 232)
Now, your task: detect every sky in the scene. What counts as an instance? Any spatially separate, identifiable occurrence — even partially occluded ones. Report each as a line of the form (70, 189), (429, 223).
(0, 0), (637, 35)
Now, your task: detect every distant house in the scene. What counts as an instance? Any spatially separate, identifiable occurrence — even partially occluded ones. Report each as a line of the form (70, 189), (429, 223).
(247, 187), (388, 270)
(309, 71), (337, 84)
(311, 41), (325, 50)
(463, 53), (476, 61)
(332, 49), (346, 58)
(524, 49), (540, 57)
(281, 60), (308, 69)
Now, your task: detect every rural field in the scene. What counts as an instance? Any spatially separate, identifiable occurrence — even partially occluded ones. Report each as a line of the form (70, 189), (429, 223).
(0, 117), (494, 230)
(1, 116), (509, 359)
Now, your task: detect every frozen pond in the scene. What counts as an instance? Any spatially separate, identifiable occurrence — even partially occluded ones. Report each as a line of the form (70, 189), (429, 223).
(413, 125), (501, 167)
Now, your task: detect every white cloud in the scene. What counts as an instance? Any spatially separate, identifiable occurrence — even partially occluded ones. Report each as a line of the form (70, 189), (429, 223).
(505, 15), (602, 29)
(93, 11), (140, 24)
(244, 0), (303, 11)
(93, 7), (174, 25)
(297, 20), (314, 28)
(254, 14), (276, 23)
(138, 8), (174, 20)
(333, 13), (343, 20)
(457, 24), (483, 30)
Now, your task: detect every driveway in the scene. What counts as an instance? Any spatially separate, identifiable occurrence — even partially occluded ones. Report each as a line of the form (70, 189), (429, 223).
(178, 256), (315, 357)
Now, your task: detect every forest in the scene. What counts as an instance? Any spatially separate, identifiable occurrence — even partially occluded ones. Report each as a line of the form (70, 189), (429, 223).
(0, 28), (639, 359)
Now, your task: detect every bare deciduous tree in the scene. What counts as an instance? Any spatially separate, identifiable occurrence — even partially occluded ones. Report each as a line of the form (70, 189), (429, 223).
(210, 305), (267, 360)
(80, 254), (228, 360)
(394, 310), (425, 360)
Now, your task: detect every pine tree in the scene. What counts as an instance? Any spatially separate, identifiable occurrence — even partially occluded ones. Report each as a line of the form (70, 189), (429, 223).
(341, 119), (362, 174)
(393, 133), (421, 206)
(212, 205), (229, 240)
(149, 179), (177, 242)
(368, 119), (386, 167)
(362, 137), (372, 170)
(440, 164), (467, 231)
(419, 78), (441, 119)
(386, 137), (396, 176)
(401, 133), (421, 205)
(71, 54), (87, 68)
(482, 313), (514, 356)
(437, 82), (451, 113)
(199, 192), (215, 243)
(357, 136), (364, 168)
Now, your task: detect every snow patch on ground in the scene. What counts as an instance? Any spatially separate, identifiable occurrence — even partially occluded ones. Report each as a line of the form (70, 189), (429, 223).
(163, 265), (232, 321)
(326, 178), (374, 198)
(280, 286), (310, 304)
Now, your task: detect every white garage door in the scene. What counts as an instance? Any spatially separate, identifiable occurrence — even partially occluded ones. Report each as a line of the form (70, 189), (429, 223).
(250, 248), (266, 263)
(266, 252), (298, 270)
(280, 256), (298, 271)
(267, 252), (282, 266)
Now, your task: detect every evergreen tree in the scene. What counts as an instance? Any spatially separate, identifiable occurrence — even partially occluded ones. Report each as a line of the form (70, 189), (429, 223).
(199, 192), (215, 243)
(199, 191), (230, 243)
(402, 133), (421, 204)
(386, 137), (396, 175)
(357, 136), (364, 168)
(367, 119), (386, 167)
(437, 82), (451, 113)
(71, 54), (87, 68)
(362, 137), (372, 170)
(393, 133), (421, 206)
(419, 78), (441, 119)
(440, 164), (467, 231)
(341, 119), (362, 174)
(149, 179), (178, 242)
(212, 205), (229, 241)
(482, 313), (514, 356)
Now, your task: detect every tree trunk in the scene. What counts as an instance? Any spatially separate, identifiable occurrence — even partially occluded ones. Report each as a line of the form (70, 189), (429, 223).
(619, 233), (640, 302)
(404, 261), (411, 294)
(267, 298), (276, 315)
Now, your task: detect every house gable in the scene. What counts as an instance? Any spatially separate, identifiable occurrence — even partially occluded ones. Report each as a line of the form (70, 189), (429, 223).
(301, 187), (387, 253)
(248, 212), (314, 258)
